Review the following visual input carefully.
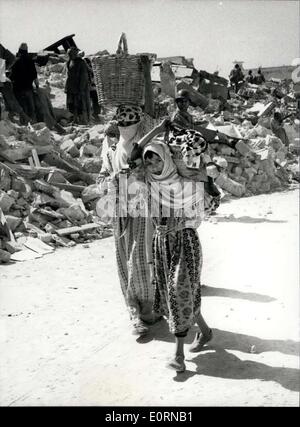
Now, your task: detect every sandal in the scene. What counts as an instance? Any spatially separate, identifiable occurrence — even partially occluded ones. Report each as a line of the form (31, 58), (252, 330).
(166, 355), (186, 373)
(189, 329), (213, 353)
(132, 319), (149, 336)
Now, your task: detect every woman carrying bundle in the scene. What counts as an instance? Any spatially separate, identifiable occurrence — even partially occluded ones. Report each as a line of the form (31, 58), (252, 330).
(98, 56), (164, 336)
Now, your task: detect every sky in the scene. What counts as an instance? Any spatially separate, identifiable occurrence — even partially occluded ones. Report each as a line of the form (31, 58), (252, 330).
(0, 0), (299, 77)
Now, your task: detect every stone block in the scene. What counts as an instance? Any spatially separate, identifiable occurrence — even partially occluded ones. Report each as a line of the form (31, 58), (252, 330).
(0, 191), (14, 213)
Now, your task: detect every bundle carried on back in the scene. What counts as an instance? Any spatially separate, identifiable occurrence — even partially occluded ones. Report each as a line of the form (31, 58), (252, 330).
(91, 33), (146, 106)
(166, 126), (209, 182)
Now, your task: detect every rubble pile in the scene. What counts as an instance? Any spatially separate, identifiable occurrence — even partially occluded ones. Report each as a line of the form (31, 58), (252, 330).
(172, 78), (300, 198)
(0, 118), (113, 264)
(0, 50), (299, 263)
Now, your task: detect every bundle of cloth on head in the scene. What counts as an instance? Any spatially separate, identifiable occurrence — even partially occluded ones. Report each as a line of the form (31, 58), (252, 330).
(143, 140), (204, 225)
(165, 128), (209, 181)
(116, 104), (143, 127)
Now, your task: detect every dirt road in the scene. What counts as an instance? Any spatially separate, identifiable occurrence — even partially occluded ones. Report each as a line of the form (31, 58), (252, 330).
(0, 188), (299, 407)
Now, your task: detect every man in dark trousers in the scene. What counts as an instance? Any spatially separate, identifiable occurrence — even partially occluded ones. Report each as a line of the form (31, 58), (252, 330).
(10, 42), (39, 123)
(0, 43), (30, 123)
(229, 64), (244, 93)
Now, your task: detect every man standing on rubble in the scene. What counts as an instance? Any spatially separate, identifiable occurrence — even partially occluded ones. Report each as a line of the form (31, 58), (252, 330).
(255, 68), (266, 84)
(229, 64), (244, 93)
(0, 43), (30, 124)
(10, 43), (39, 123)
(65, 47), (90, 125)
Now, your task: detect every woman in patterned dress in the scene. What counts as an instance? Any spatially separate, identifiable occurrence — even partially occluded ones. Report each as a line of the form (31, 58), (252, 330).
(142, 140), (213, 373)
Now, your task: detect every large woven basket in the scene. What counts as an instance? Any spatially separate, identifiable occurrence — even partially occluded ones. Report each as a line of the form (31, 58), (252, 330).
(91, 33), (145, 106)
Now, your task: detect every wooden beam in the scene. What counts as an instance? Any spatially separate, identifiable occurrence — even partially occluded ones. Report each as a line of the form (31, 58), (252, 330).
(55, 223), (102, 236)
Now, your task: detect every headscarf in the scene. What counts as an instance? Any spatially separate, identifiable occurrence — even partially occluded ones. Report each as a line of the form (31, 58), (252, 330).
(143, 140), (204, 217)
(116, 104), (143, 127)
(111, 104), (144, 173)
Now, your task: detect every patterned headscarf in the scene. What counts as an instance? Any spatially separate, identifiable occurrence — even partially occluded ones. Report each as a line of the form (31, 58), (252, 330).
(116, 104), (143, 127)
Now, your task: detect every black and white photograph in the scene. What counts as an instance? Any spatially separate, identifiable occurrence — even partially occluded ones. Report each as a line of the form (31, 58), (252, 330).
(0, 0), (299, 410)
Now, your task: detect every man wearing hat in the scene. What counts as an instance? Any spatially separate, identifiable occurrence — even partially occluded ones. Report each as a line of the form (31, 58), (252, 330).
(0, 43), (31, 123)
(10, 42), (39, 123)
(171, 89), (194, 129)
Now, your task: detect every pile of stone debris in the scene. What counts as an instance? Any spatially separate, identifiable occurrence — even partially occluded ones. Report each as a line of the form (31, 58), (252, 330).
(1, 52), (299, 263)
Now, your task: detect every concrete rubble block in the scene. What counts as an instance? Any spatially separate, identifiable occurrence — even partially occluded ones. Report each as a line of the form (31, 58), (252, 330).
(35, 127), (52, 146)
(38, 233), (53, 244)
(80, 144), (99, 157)
(28, 210), (50, 226)
(215, 172), (246, 197)
(0, 120), (17, 137)
(219, 145), (235, 156)
(11, 178), (26, 194)
(0, 248), (11, 263)
(57, 204), (87, 222)
(32, 192), (58, 208)
(7, 189), (19, 200)
(60, 139), (80, 157)
(0, 191), (15, 213)
(34, 179), (57, 196)
(49, 63), (65, 73)
(47, 170), (68, 184)
(0, 168), (12, 192)
(81, 158), (102, 173)
(53, 189), (77, 208)
(0, 134), (11, 150)
(265, 134), (284, 151)
(3, 215), (22, 232)
(15, 197), (28, 207)
(8, 210), (22, 218)
(235, 140), (252, 156)
(4, 241), (23, 254)
(20, 180), (33, 200)
(243, 167), (257, 182)
(82, 184), (102, 203)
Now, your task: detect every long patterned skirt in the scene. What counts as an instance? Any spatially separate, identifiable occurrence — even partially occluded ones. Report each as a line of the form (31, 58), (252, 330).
(153, 226), (202, 335)
(114, 216), (154, 321)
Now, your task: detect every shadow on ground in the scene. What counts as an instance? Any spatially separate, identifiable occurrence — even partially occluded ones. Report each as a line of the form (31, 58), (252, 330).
(143, 323), (299, 391)
(214, 215), (286, 224)
(201, 285), (276, 303)
(186, 346), (300, 392)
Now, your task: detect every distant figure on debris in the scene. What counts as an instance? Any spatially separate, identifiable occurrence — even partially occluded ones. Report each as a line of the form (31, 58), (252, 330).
(254, 68), (266, 84)
(245, 70), (254, 84)
(10, 42), (39, 123)
(84, 56), (102, 121)
(270, 111), (289, 147)
(229, 64), (244, 93)
(65, 47), (90, 125)
(0, 43), (30, 123)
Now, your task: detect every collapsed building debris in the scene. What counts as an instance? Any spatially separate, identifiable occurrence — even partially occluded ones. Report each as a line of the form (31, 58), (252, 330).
(0, 42), (299, 263)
